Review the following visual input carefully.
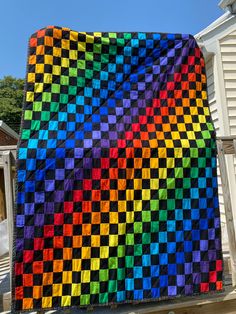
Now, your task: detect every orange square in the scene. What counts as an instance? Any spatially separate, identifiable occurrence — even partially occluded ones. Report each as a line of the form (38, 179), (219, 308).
(101, 201), (110, 212)
(43, 248), (53, 261)
(23, 274), (33, 286)
(63, 248), (72, 260)
(73, 235), (82, 248)
(82, 201), (92, 212)
(118, 179), (126, 190)
(63, 224), (73, 236)
(23, 298), (33, 310)
(45, 36), (53, 47)
(82, 224), (91, 235)
(91, 212), (101, 224)
(101, 179), (110, 190)
(118, 158), (126, 168)
(33, 286), (42, 299)
(43, 272), (53, 285)
(92, 190), (101, 201)
(109, 168), (118, 179)
(53, 260), (63, 272)
(54, 236), (64, 248)
(73, 213), (82, 225)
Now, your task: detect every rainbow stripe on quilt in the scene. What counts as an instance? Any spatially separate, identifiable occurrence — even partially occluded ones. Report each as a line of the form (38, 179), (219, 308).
(14, 26), (223, 312)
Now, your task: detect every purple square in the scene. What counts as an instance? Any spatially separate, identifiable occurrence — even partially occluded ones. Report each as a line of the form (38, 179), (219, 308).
(108, 115), (116, 124)
(200, 240), (208, 251)
(131, 108), (138, 116)
(116, 123), (124, 132)
(35, 192), (45, 203)
(65, 158), (74, 169)
(24, 226), (34, 238)
(116, 107), (123, 116)
(137, 99), (145, 108)
(83, 158), (92, 168)
(123, 115), (131, 124)
(123, 99), (130, 108)
(56, 169), (65, 180)
(92, 148), (101, 158)
(44, 202), (54, 214)
(201, 261), (209, 272)
(64, 179), (73, 191)
(185, 285), (193, 295)
(145, 90), (153, 99)
(24, 203), (34, 215)
(35, 214), (44, 226)
(45, 180), (55, 191)
(192, 251), (200, 262)
(208, 228), (215, 240)
(109, 131), (117, 140)
(168, 286), (177, 296)
(193, 273), (201, 284)
(84, 139), (92, 148)
(54, 191), (64, 202)
(145, 74), (153, 82)
(92, 131), (101, 139)
(185, 263), (192, 274)
(75, 148), (83, 158)
(208, 250), (216, 260)
(16, 215), (24, 227)
(100, 123), (109, 131)
(16, 239), (24, 251)
(74, 169), (83, 180)
(138, 82), (145, 90)
(101, 139), (109, 147)
(153, 65), (160, 74)
(130, 91), (138, 99)
(177, 275), (185, 286)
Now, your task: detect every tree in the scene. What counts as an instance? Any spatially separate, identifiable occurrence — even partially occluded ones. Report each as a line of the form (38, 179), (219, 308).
(0, 76), (24, 133)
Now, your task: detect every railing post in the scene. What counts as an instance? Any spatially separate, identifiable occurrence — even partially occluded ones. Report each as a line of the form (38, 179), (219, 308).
(217, 139), (236, 286)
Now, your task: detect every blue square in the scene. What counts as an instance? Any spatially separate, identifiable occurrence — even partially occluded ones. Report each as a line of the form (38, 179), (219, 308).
(18, 170), (26, 182)
(26, 159), (36, 171)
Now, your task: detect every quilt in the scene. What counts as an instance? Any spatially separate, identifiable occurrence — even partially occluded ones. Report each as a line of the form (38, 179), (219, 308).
(13, 26), (223, 312)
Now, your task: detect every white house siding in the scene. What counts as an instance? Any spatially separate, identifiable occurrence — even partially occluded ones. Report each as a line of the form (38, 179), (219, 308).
(205, 56), (227, 247)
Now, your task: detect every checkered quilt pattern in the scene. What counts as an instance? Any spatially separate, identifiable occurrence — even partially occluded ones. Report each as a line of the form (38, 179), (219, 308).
(13, 26), (223, 312)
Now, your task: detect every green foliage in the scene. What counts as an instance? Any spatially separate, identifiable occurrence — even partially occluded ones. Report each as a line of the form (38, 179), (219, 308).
(0, 76), (24, 133)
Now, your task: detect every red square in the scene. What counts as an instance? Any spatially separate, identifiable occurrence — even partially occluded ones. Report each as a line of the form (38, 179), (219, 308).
(73, 190), (83, 202)
(200, 283), (209, 292)
(54, 213), (64, 225)
(64, 201), (73, 213)
(44, 225), (54, 237)
(34, 238), (44, 250)
(92, 169), (101, 179)
(23, 250), (34, 263)
(160, 90), (167, 99)
(83, 179), (92, 190)
(110, 148), (118, 158)
(33, 261), (43, 274)
(15, 262), (23, 275)
(153, 98), (160, 107)
(101, 158), (109, 168)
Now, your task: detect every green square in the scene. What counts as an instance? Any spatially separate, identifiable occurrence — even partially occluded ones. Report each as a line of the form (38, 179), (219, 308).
(124, 33), (132, 40)
(190, 148), (199, 158)
(117, 38), (125, 46)
(50, 102), (59, 112)
(99, 293), (108, 304)
(31, 120), (40, 130)
(175, 189), (183, 199)
(134, 222), (142, 233)
(42, 92), (51, 102)
(41, 111), (50, 121)
(125, 256), (134, 267)
(85, 69), (93, 79)
(182, 158), (190, 168)
(142, 233), (150, 244)
(60, 75), (69, 85)
(94, 44), (101, 54)
(24, 110), (32, 120)
(60, 94), (68, 104)
(159, 189), (167, 199)
(190, 167), (199, 178)
(167, 199), (175, 210)
(150, 200), (159, 211)
(134, 244), (142, 256)
(142, 211), (151, 222)
(109, 32), (117, 38)
(167, 178), (175, 189)
(78, 60), (85, 69)
(196, 139), (205, 148)
(117, 268), (125, 280)
(108, 280), (117, 293)
(175, 168), (183, 178)
(33, 102), (42, 112)
(93, 61), (101, 71)
(85, 52), (93, 61)
(68, 86), (77, 95)
(126, 233), (134, 245)
(109, 257), (117, 269)
(77, 77), (85, 87)
(80, 294), (90, 305)
(69, 68), (77, 77)
(198, 157), (206, 168)
(117, 245), (125, 258)
(99, 269), (108, 281)
(90, 282), (99, 294)
(183, 178), (191, 188)
(159, 210), (167, 221)
(51, 83), (60, 93)
(151, 221), (159, 233)
(101, 54), (109, 63)
(21, 129), (30, 139)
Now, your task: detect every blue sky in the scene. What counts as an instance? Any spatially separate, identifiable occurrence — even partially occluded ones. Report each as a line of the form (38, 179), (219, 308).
(1, 0), (223, 78)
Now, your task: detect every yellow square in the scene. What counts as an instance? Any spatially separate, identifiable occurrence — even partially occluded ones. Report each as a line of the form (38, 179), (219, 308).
(81, 247), (91, 259)
(53, 284), (62, 296)
(69, 50), (78, 60)
(171, 132), (180, 140)
(35, 64), (44, 73)
(43, 73), (52, 84)
(27, 73), (35, 83)
(150, 179), (159, 190)
(62, 271), (72, 284)
(110, 212), (118, 224)
(53, 47), (61, 57)
(52, 65), (61, 75)
(78, 42), (86, 52)
(91, 258), (100, 270)
(100, 246), (109, 258)
(44, 55), (53, 65)
(126, 189), (134, 201)
(71, 283), (81, 296)
(142, 168), (150, 179)
(34, 82), (44, 93)
(70, 31), (78, 42)
(142, 189), (150, 200)
(86, 34), (94, 43)
(118, 201), (126, 212)
(81, 270), (90, 283)
(61, 295), (71, 307)
(26, 92), (34, 103)
(42, 297), (52, 309)
(126, 211), (134, 223)
(159, 168), (167, 179)
(61, 57), (69, 68)
(134, 200), (142, 211)
(134, 179), (142, 190)
(150, 158), (158, 168)
(118, 222), (126, 234)
(72, 259), (81, 271)
(100, 223), (109, 235)
(62, 39), (70, 50)
(109, 234), (118, 246)
(91, 235), (100, 246)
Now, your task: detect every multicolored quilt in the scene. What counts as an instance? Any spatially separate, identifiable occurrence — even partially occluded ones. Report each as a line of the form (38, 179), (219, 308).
(14, 26), (223, 312)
